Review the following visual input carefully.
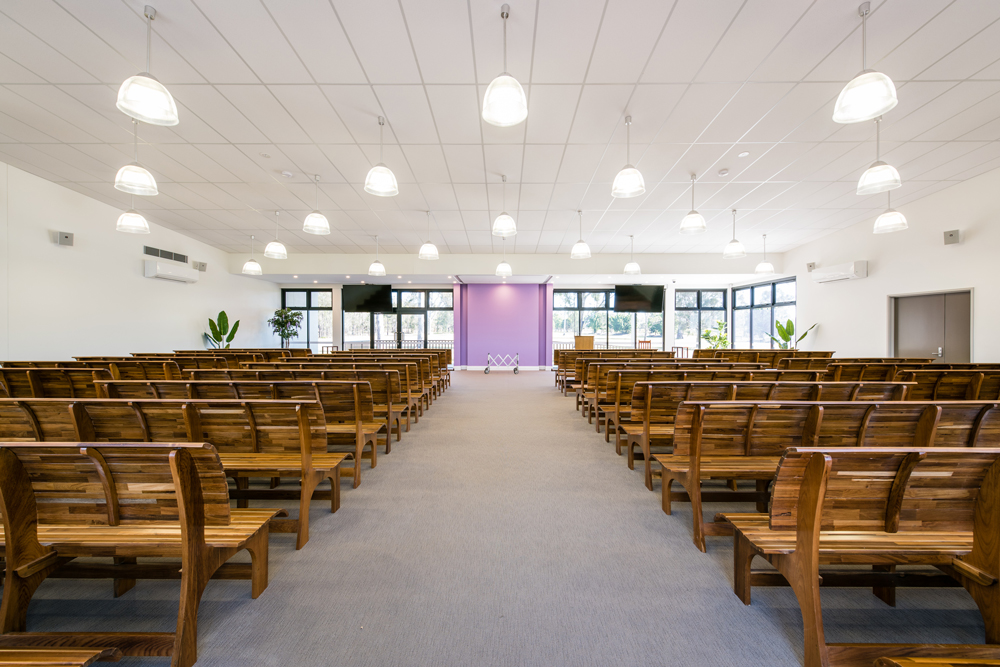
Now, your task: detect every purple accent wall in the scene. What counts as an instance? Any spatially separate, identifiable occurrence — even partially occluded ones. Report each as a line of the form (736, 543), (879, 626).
(456, 284), (553, 368)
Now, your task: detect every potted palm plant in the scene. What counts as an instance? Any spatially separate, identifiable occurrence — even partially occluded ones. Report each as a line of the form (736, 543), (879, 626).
(768, 319), (817, 349)
(206, 311), (240, 349)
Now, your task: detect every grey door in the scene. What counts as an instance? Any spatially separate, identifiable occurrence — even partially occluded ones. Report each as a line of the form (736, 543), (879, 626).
(893, 291), (971, 363)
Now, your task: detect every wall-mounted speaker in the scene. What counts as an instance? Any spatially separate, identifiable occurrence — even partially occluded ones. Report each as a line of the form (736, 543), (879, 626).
(943, 230), (960, 245)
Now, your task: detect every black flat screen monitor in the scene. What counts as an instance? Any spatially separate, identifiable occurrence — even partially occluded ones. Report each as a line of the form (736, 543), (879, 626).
(343, 285), (393, 312)
(614, 285), (664, 312)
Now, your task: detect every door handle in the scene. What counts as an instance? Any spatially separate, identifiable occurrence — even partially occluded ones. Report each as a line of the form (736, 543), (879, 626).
(937, 346), (943, 358)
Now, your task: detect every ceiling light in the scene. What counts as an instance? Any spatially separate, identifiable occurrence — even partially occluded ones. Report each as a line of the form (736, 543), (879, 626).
(570, 210), (591, 260)
(115, 119), (158, 196)
(242, 235), (262, 275)
(397, 275), (402, 279)
(264, 211), (287, 259)
(281, 171), (293, 178)
(116, 195), (150, 234)
(419, 210), (439, 260)
(369, 235), (386, 276)
(293, 275), (298, 279)
(365, 116), (399, 196)
(259, 152), (270, 159)
(857, 117), (901, 195)
(116, 6), (178, 126)
(738, 151), (750, 158)
(612, 116), (645, 198)
(303, 174), (330, 235)
(679, 173), (707, 234)
(755, 234), (774, 275)
(314, 280), (318, 284)
(492, 175), (517, 236)
(718, 168), (729, 177)
(495, 235), (513, 277)
(624, 235), (641, 275)
(482, 4), (527, 127)
(723, 209), (746, 259)
(408, 281), (412, 284)
(346, 275), (350, 278)
(873, 191), (907, 234)
(833, 3), (897, 123)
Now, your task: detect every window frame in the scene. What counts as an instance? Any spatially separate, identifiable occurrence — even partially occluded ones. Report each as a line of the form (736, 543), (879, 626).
(730, 278), (797, 349)
(552, 288), (665, 350)
(673, 289), (728, 350)
(281, 289), (334, 351)
(342, 288), (454, 349)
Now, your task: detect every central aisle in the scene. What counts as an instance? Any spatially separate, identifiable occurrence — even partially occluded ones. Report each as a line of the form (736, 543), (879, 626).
(32, 370), (982, 666)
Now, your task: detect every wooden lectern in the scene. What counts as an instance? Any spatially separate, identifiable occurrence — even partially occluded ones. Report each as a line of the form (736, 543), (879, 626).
(574, 335), (595, 350)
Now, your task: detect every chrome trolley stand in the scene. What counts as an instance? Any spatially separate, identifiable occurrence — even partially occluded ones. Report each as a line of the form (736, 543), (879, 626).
(485, 352), (519, 374)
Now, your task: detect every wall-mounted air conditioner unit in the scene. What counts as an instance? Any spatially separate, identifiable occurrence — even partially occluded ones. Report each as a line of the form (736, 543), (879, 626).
(144, 259), (199, 284)
(810, 260), (868, 284)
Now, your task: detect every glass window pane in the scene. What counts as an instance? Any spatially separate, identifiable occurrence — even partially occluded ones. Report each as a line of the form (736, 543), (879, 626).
(773, 305), (796, 347)
(343, 312), (370, 350)
(311, 290), (332, 308)
(400, 314), (425, 343)
(608, 312), (634, 349)
(733, 310), (751, 348)
(752, 306), (773, 349)
(700, 311), (726, 349)
(285, 291), (307, 308)
(554, 292), (578, 308)
(636, 312), (663, 350)
(775, 281), (796, 304)
(428, 310), (453, 342)
(701, 291), (724, 309)
(735, 288), (751, 308)
(674, 311), (699, 349)
(608, 292), (615, 308)
(753, 285), (772, 306)
(400, 291), (425, 308)
(553, 311), (579, 346)
(288, 310), (307, 344)
(580, 310), (607, 346)
(675, 291), (698, 309)
(391, 291), (398, 309)
(428, 292), (453, 308)
(582, 292), (606, 308)
(374, 313), (397, 347)
(309, 311), (333, 351)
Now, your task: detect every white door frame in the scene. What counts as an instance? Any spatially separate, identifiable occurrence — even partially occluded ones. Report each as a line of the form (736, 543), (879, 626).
(887, 288), (974, 360)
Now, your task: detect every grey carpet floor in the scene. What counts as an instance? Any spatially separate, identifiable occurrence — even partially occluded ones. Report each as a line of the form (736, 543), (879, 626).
(29, 370), (983, 666)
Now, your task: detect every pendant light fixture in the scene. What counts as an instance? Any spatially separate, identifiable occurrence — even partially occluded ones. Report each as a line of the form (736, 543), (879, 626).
(570, 210), (591, 259)
(368, 235), (387, 276)
(623, 235), (641, 275)
(116, 5), (179, 126)
(679, 173), (707, 234)
(723, 209), (746, 259)
(302, 175), (330, 235)
(115, 119), (158, 196)
(857, 116), (901, 195)
(611, 116), (645, 198)
(364, 116), (399, 197)
(755, 234), (774, 275)
(482, 4), (528, 127)
(873, 191), (908, 234)
(264, 211), (287, 259)
(492, 175), (517, 236)
(418, 211), (439, 260)
(116, 194), (150, 234)
(833, 2), (897, 124)
(495, 235), (512, 278)
(242, 235), (262, 275)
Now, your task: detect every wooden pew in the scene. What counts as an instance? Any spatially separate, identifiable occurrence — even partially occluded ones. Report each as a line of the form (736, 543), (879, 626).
(0, 442), (276, 667)
(898, 369), (1000, 400)
(76, 356), (229, 370)
(0, 647), (122, 665)
(658, 399), (1000, 552)
(561, 350), (677, 395)
(96, 379), (386, 484)
(722, 447), (1000, 667)
(316, 352), (447, 398)
(876, 658), (1000, 667)
(0, 368), (111, 398)
(0, 398), (344, 549)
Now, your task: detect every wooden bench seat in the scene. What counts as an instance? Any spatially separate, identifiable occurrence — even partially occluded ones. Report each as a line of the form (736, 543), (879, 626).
(0, 647), (122, 666)
(876, 657), (1000, 667)
(0, 368), (111, 399)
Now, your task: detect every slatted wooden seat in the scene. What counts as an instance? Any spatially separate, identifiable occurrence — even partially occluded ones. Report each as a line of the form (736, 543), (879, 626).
(77, 355), (230, 370)
(0, 398), (343, 549)
(898, 369), (1000, 400)
(0, 368), (111, 398)
(0, 443), (276, 667)
(0, 647), (122, 665)
(720, 447), (1000, 667)
(876, 658), (1000, 667)
(658, 400), (1000, 552)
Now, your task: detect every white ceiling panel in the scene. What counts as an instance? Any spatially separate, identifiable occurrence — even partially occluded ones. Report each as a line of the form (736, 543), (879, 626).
(425, 85), (481, 144)
(332, 0), (421, 84)
(262, 0), (367, 84)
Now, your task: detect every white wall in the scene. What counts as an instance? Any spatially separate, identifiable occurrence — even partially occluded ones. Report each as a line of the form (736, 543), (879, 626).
(0, 163), (280, 360)
(784, 166), (1000, 361)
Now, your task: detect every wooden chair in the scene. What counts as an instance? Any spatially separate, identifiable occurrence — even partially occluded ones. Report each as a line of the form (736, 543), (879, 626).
(637, 340), (651, 349)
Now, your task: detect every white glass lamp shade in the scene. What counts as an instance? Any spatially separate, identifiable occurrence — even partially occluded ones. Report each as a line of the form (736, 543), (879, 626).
(364, 164), (399, 197)
(495, 260), (512, 278)
(570, 240), (591, 260)
(755, 260), (775, 275)
(368, 260), (386, 277)
(418, 241), (439, 260)
(242, 258), (262, 276)
(679, 211), (707, 234)
(623, 261), (641, 276)
(492, 212), (517, 237)
(482, 74), (528, 127)
(264, 240), (287, 260)
(302, 211), (330, 235)
(857, 161), (901, 195)
(114, 163), (158, 196)
(723, 238), (746, 259)
(873, 208), (908, 234)
(116, 209), (150, 234)
(611, 166), (645, 198)
(833, 70), (898, 124)
(116, 73), (179, 126)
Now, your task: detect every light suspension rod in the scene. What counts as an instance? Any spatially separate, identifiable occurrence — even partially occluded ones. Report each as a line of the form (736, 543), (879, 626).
(145, 5), (154, 72)
(501, 4), (509, 72)
(691, 173), (696, 208)
(625, 115), (632, 165)
(378, 116), (385, 163)
(861, 2), (869, 70)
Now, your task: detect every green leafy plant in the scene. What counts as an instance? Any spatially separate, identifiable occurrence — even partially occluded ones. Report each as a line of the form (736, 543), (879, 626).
(268, 308), (303, 348)
(700, 321), (729, 349)
(207, 311), (240, 349)
(768, 319), (817, 349)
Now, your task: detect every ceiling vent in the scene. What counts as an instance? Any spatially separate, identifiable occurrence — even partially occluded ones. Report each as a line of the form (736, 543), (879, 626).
(144, 245), (188, 264)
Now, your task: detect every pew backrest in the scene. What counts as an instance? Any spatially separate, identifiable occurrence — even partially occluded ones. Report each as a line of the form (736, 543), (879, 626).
(0, 368), (112, 398)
